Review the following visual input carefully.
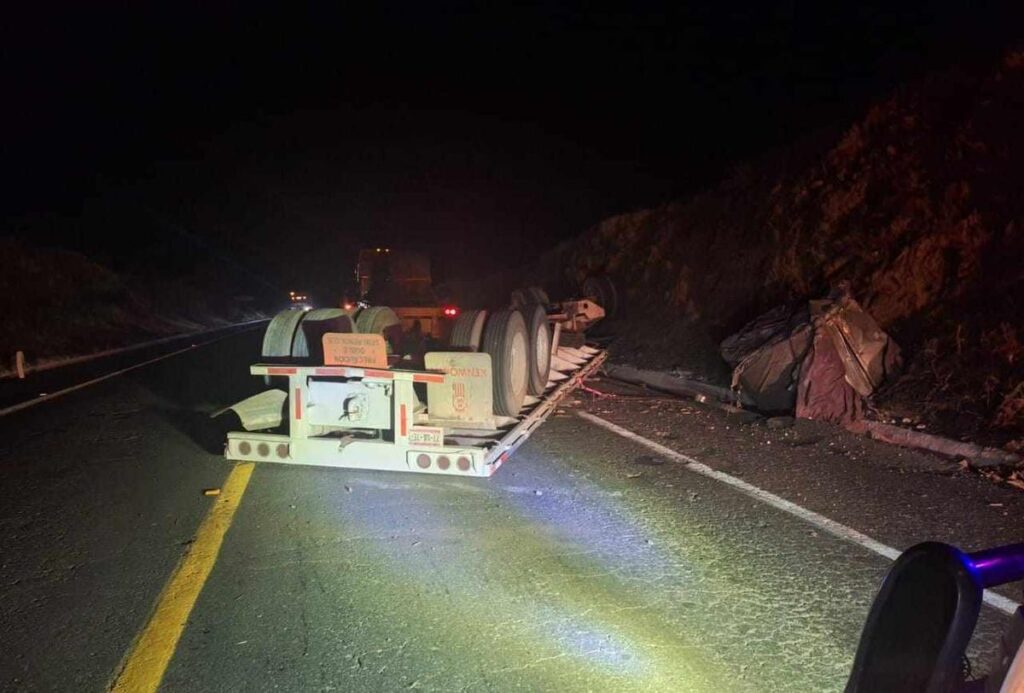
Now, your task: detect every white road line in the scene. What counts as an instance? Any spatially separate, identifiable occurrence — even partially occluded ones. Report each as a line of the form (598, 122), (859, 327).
(577, 410), (1022, 616)
(0, 322), (266, 419)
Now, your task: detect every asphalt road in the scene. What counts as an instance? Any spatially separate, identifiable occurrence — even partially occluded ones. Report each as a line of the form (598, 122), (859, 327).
(1, 330), (1021, 691)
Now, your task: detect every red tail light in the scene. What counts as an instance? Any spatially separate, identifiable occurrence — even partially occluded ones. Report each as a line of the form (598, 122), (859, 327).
(442, 306), (460, 318)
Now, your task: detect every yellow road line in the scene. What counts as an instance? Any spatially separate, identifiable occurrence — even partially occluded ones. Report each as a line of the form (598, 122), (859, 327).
(110, 462), (255, 692)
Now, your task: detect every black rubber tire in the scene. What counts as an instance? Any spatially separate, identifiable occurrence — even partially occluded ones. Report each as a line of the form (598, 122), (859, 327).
(482, 309), (529, 416)
(449, 309), (488, 351)
(355, 306), (402, 353)
(522, 304), (552, 395)
(294, 309), (355, 361)
(510, 286), (550, 308)
(524, 286), (550, 306)
(582, 275), (619, 319)
(262, 309), (307, 357)
(292, 308), (353, 358)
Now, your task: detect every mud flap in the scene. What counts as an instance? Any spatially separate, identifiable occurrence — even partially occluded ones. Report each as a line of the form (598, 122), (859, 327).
(212, 389), (288, 431)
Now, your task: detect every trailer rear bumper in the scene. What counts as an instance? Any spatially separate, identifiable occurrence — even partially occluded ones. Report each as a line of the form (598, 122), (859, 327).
(226, 431), (496, 476)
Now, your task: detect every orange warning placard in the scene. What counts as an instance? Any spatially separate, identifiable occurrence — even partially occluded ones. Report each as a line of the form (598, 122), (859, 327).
(423, 352), (492, 423)
(322, 333), (388, 368)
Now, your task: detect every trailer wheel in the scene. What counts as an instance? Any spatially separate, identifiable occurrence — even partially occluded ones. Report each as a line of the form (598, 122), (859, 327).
(482, 309), (529, 416)
(525, 286), (550, 306)
(582, 275), (619, 319)
(523, 304), (551, 395)
(292, 308), (355, 359)
(450, 309), (488, 351)
(294, 309), (354, 356)
(262, 309), (307, 357)
(260, 309), (308, 383)
(510, 286), (550, 308)
(356, 306), (401, 353)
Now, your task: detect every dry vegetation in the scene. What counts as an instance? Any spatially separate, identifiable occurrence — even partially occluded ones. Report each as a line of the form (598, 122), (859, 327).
(0, 237), (267, 370)
(572, 49), (1024, 446)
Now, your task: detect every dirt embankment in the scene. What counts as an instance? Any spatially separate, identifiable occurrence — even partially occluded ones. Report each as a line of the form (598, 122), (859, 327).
(0, 237), (269, 373)
(571, 49), (1024, 446)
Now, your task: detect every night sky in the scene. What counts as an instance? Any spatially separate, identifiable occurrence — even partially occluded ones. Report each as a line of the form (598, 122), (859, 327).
(4, 2), (1019, 295)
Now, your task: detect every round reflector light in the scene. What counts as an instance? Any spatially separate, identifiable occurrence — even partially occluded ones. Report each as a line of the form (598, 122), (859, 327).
(436, 455), (451, 471)
(416, 454), (431, 469)
(457, 456), (471, 472)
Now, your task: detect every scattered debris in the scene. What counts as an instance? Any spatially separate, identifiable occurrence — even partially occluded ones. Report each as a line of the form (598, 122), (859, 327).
(604, 363), (747, 407)
(957, 459), (1024, 492)
(579, 383), (614, 399)
(723, 406), (763, 425)
(850, 420), (1021, 468)
(202, 488), (221, 497)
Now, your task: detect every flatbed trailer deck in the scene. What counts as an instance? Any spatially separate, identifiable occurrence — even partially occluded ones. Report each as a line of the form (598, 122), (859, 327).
(225, 344), (606, 477)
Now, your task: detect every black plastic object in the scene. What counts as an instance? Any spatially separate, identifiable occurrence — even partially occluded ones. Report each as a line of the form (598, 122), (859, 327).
(845, 542), (984, 693)
(969, 543), (1024, 589)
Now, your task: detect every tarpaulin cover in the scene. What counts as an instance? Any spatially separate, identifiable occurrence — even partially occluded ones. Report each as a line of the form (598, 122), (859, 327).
(720, 302), (809, 368)
(724, 287), (900, 422)
(795, 322), (864, 424)
(730, 323), (813, 413)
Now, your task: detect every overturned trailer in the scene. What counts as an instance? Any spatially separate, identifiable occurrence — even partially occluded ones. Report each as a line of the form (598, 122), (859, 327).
(219, 288), (608, 477)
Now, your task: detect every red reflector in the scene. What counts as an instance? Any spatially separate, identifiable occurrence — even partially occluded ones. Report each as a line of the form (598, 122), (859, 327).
(442, 306), (460, 317)
(457, 456), (471, 472)
(416, 454), (431, 469)
(437, 455), (451, 471)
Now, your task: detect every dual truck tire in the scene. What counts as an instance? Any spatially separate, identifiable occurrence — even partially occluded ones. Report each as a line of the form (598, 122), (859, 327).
(263, 300), (552, 418)
(262, 306), (401, 361)
(451, 304), (552, 416)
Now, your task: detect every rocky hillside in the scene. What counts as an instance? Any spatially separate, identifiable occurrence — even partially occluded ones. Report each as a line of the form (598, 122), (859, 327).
(0, 237), (269, 374)
(572, 49), (1024, 445)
